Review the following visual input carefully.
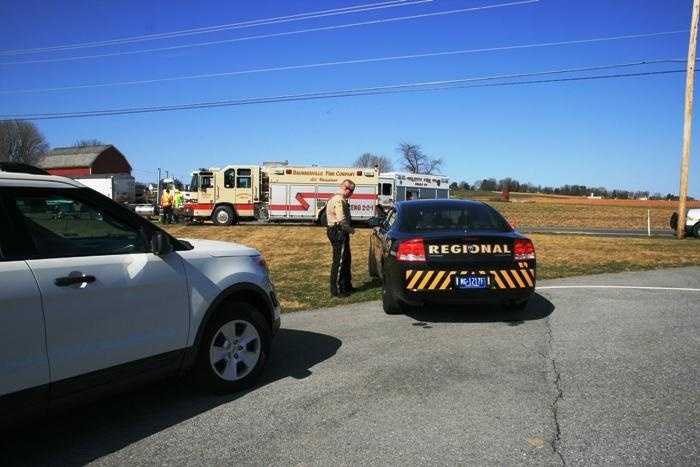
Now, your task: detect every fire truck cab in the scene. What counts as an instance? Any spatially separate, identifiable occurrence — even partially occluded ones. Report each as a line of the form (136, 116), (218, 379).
(184, 165), (379, 225)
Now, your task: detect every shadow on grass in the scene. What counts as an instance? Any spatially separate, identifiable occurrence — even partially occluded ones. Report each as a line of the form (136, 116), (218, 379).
(405, 293), (554, 327)
(1, 328), (341, 466)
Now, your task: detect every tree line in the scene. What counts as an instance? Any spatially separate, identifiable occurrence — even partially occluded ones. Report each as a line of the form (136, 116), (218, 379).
(449, 177), (692, 201)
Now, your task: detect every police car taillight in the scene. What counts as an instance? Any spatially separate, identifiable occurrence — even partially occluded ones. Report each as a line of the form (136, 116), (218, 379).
(397, 238), (426, 262)
(513, 239), (535, 260)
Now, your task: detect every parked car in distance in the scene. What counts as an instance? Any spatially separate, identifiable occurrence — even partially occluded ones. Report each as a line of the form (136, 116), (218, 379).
(0, 170), (281, 426)
(368, 199), (536, 314)
(670, 208), (700, 237)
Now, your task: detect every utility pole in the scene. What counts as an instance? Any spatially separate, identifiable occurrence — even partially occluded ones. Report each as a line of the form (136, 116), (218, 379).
(678, 0), (700, 239)
(157, 167), (162, 208)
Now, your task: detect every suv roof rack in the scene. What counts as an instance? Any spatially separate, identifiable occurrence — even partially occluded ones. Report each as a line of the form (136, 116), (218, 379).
(0, 162), (50, 175)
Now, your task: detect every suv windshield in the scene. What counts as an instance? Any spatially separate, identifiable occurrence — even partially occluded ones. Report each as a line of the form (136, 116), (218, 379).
(399, 203), (512, 233)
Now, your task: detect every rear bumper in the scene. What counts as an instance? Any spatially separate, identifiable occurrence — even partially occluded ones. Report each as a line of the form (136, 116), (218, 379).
(390, 260), (536, 306)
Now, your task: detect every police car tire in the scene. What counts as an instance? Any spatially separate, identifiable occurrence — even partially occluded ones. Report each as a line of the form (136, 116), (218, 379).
(382, 288), (403, 315)
(693, 223), (700, 238)
(213, 206), (235, 226)
(194, 303), (270, 393)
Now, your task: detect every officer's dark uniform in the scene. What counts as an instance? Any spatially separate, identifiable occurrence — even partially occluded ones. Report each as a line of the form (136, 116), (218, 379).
(326, 193), (353, 296)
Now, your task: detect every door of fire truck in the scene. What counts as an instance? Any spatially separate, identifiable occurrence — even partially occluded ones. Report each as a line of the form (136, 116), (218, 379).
(221, 166), (257, 218)
(194, 170), (215, 206)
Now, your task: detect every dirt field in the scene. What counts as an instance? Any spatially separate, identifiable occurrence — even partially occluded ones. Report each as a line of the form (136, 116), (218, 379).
(163, 224), (700, 312)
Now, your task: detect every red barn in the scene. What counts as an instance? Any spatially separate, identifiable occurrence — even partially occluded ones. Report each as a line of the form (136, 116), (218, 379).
(36, 145), (132, 177)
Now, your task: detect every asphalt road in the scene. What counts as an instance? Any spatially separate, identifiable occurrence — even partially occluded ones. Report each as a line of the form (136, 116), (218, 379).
(4, 267), (698, 465)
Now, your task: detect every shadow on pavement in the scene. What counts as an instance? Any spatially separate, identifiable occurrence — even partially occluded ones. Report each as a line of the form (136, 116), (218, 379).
(405, 292), (554, 326)
(1, 328), (341, 466)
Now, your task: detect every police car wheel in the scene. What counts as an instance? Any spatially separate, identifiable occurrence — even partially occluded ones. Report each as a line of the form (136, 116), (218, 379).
(693, 223), (700, 238)
(382, 287), (403, 315)
(194, 303), (270, 393)
(213, 206), (235, 226)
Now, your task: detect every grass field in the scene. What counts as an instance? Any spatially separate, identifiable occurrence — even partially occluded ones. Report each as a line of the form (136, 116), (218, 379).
(452, 191), (700, 230)
(163, 224), (700, 312)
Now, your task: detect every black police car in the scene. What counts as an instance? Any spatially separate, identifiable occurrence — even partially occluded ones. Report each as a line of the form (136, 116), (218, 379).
(368, 199), (536, 314)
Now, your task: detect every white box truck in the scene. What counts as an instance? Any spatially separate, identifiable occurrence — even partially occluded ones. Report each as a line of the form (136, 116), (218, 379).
(73, 173), (136, 204)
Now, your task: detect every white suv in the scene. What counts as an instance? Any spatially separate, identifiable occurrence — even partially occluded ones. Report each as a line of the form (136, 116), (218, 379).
(0, 171), (281, 424)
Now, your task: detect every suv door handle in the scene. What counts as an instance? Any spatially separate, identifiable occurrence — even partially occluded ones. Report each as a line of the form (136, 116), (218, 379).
(54, 275), (96, 287)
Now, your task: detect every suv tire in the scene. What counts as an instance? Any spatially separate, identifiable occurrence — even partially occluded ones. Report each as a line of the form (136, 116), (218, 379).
(194, 303), (270, 393)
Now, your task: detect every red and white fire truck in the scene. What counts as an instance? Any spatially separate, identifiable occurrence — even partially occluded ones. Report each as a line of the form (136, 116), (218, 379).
(183, 165), (379, 225)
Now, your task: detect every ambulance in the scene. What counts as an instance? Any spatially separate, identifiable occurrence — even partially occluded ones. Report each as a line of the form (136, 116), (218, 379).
(377, 172), (450, 213)
(183, 165), (379, 225)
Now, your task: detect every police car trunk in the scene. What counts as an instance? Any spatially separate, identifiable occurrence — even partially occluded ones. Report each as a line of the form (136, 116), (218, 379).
(390, 202), (536, 306)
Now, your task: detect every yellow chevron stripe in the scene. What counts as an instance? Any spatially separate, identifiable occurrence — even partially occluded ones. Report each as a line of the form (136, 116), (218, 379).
(417, 270), (434, 290)
(520, 269), (534, 287)
(405, 270), (412, 281)
(511, 269), (526, 288)
(530, 268), (535, 280)
(500, 270), (516, 288)
(407, 271), (423, 289)
(490, 270), (506, 289)
(429, 271), (446, 290)
(440, 271), (455, 290)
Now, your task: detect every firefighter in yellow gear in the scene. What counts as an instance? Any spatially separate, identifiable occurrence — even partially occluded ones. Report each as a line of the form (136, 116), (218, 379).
(160, 188), (175, 224)
(326, 179), (355, 297)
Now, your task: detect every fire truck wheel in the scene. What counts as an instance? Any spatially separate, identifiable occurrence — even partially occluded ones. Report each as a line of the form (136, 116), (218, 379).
(213, 206), (236, 226)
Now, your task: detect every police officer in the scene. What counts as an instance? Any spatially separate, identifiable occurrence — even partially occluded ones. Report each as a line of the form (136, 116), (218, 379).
(326, 179), (355, 297)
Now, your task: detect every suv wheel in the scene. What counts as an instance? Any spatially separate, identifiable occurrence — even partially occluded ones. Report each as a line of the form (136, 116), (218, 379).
(694, 223), (700, 238)
(195, 303), (270, 393)
(213, 206), (236, 226)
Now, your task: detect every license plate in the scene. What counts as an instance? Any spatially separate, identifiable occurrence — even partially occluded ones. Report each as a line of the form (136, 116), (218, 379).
(455, 275), (489, 289)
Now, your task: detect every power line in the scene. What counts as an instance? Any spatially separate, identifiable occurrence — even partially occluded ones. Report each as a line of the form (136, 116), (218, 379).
(0, 61), (683, 120)
(0, 0), (431, 56)
(0, 0), (539, 66)
(0, 29), (686, 95)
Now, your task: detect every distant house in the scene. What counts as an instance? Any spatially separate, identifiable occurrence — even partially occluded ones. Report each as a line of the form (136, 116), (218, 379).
(36, 145), (132, 177)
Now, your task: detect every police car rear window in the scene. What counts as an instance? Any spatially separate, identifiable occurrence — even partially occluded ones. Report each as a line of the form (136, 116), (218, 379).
(399, 204), (511, 232)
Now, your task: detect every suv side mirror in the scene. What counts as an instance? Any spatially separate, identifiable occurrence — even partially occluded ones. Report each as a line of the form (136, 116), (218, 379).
(151, 231), (173, 256)
(367, 216), (383, 228)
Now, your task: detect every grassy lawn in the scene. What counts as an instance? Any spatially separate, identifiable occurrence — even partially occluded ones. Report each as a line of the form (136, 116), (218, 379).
(163, 224), (700, 312)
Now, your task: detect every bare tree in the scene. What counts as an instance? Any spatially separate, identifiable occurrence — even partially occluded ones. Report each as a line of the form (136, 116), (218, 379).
(0, 120), (49, 164)
(396, 142), (443, 174)
(73, 138), (105, 147)
(353, 152), (394, 172)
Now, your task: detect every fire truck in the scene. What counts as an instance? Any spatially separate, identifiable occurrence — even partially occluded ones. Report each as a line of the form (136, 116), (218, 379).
(183, 165), (379, 225)
(377, 172), (450, 213)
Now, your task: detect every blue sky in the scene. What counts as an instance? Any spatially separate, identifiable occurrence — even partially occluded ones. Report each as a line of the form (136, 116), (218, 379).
(0, 0), (697, 196)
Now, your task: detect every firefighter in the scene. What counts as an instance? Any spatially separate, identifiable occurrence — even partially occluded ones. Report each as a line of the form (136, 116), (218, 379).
(160, 187), (174, 224)
(326, 179), (356, 297)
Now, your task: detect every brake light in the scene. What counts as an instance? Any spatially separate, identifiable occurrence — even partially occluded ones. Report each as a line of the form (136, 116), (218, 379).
(514, 239), (535, 260)
(397, 238), (426, 262)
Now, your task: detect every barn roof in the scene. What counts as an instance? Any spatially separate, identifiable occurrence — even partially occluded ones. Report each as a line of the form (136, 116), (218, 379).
(36, 145), (117, 169)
